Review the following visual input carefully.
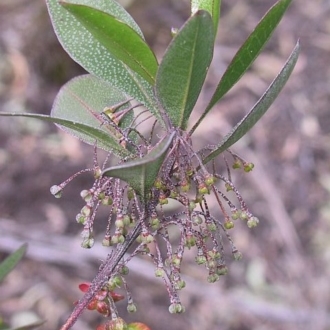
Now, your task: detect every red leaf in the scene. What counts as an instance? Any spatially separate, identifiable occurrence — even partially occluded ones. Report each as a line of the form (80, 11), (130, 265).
(109, 291), (125, 302)
(78, 282), (91, 292)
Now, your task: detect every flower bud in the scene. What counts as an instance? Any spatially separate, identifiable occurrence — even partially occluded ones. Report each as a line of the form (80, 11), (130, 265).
(195, 255), (207, 265)
(94, 166), (102, 179)
(155, 268), (165, 277)
(117, 234), (125, 244)
(81, 205), (92, 217)
(175, 280), (186, 290)
(233, 251), (243, 261)
(115, 218), (124, 229)
(80, 189), (92, 202)
(127, 303), (137, 313)
(207, 273), (220, 283)
(81, 237), (94, 249)
(108, 276), (122, 289)
(159, 196), (168, 205)
(185, 234), (196, 249)
(186, 168), (194, 177)
(50, 185), (62, 198)
(232, 160), (242, 169)
(207, 260), (216, 269)
(150, 217), (160, 230)
(231, 209), (241, 220)
(111, 235), (119, 245)
(144, 234), (154, 244)
(192, 215), (203, 225)
(243, 162), (254, 172)
(216, 265), (228, 276)
(76, 213), (86, 224)
(119, 265), (129, 275)
(224, 221), (234, 230)
(240, 211), (249, 220)
(198, 183), (209, 195)
(180, 180), (190, 192)
(102, 237), (111, 247)
(101, 196), (113, 206)
(170, 190), (178, 199)
(97, 191), (105, 200)
(123, 215), (131, 226)
(225, 183), (233, 191)
(205, 174), (216, 186)
(247, 216), (259, 228)
(172, 254), (181, 267)
(169, 303), (185, 314)
(207, 222), (217, 231)
(154, 178), (164, 189)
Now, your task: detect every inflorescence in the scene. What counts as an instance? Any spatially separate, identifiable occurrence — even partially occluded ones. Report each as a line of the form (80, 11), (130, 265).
(50, 102), (259, 317)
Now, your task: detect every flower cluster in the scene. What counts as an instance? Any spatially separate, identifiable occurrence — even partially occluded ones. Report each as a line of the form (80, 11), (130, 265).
(51, 119), (259, 315)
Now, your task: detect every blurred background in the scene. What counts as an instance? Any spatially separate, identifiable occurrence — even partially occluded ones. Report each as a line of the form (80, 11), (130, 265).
(0, 0), (329, 329)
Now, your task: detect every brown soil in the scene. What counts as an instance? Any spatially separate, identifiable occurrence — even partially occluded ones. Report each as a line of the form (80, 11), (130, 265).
(0, 0), (329, 330)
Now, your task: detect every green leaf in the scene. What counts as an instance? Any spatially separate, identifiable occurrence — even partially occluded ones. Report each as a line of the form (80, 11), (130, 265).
(0, 112), (131, 158)
(53, 0), (144, 36)
(46, 0), (163, 124)
(60, 2), (158, 84)
(102, 132), (175, 198)
(51, 74), (134, 156)
(191, 0), (221, 33)
(156, 10), (214, 129)
(202, 41), (300, 165)
(191, 0), (292, 133)
(0, 243), (27, 282)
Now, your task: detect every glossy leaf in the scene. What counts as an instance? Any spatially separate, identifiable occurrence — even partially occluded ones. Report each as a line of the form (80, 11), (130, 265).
(46, 0), (162, 124)
(102, 132), (175, 198)
(0, 112), (131, 157)
(191, 0), (292, 133)
(191, 0), (221, 33)
(51, 74), (134, 155)
(156, 10), (214, 129)
(203, 41), (300, 165)
(60, 2), (158, 84)
(0, 243), (27, 282)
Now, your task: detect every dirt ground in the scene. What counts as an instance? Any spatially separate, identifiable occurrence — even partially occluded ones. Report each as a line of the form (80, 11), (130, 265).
(0, 0), (330, 329)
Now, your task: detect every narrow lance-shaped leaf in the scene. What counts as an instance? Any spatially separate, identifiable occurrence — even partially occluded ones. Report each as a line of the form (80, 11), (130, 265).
(46, 0), (163, 125)
(191, 0), (292, 134)
(0, 112), (131, 158)
(0, 243), (27, 282)
(102, 132), (176, 199)
(60, 2), (158, 85)
(202, 41), (300, 165)
(191, 0), (221, 34)
(156, 10), (214, 129)
(51, 74), (135, 156)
